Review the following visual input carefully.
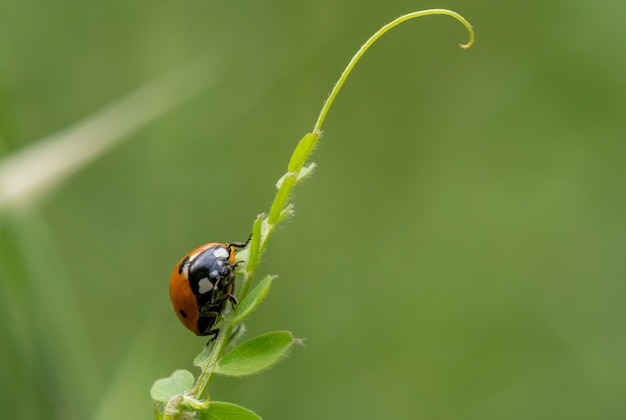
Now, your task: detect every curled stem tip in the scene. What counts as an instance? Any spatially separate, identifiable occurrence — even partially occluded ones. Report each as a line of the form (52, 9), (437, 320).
(313, 8), (474, 133)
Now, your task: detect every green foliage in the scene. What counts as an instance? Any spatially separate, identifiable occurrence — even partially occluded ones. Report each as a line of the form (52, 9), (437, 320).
(151, 9), (474, 419)
(152, 377), (263, 420)
(150, 370), (195, 404)
(230, 275), (275, 325)
(197, 402), (262, 420)
(215, 331), (296, 377)
(287, 133), (318, 173)
(5, 2), (626, 419)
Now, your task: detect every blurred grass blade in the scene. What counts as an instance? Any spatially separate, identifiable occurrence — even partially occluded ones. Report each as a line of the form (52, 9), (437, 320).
(92, 319), (166, 420)
(0, 210), (104, 418)
(0, 58), (219, 211)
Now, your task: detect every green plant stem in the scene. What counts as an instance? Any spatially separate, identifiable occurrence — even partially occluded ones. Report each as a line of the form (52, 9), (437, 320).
(238, 8), (474, 302)
(313, 8), (474, 133)
(190, 322), (233, 399)
(183, 7), (474, 408)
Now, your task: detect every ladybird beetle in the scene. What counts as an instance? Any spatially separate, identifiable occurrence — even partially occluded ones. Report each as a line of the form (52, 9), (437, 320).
(170, 241), (247, 338)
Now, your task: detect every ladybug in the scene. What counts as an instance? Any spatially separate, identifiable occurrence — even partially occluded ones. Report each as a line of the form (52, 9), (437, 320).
(170, 241), (247, 338)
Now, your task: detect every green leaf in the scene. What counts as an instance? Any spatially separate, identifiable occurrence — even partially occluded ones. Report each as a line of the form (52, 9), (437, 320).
(268, 175), (295, 225)
(193, 346), (212, 368)
(215, 331), (296, 377)
(287, 132), (318, 173)
(274, 172), (290, 190)
(196, 401), (262, 420)
(150, 369), (194, 403)
(276, 203), (294, 224)
(230, 275), (275, 324)
(296, 162), (316, 183)
(245, 214), (263, 273)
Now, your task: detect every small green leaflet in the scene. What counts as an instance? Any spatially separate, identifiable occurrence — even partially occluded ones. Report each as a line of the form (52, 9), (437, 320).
(196, 401), (262, 420)
(216, 331), (296, 377)
(150, 369), (194, 403)
(230, 275), (275, 324)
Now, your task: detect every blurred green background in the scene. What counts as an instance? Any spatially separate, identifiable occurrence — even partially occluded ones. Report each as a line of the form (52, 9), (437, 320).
(1, 0), (625, 419)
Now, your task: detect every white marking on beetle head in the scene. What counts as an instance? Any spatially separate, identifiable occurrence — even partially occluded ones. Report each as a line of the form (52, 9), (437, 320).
(198, 278), (213, 294)
(213, 247), (229, 259)
(216, 260), (224, 266)
(210, 270), (219, 278)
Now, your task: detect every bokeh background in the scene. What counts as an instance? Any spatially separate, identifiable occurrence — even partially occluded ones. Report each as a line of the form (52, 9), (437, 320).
(1, 0), (625, 419)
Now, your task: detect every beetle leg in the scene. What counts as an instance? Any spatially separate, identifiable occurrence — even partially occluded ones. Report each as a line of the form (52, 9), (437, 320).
(228, 234), (251, 249)
(228, 293), (238, 306)
(205, 328), (220, 345)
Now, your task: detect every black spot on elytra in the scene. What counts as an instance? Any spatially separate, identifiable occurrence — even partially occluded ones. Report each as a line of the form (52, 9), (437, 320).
(179, 309), (188, 318)
(178, 256), (190, 274)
